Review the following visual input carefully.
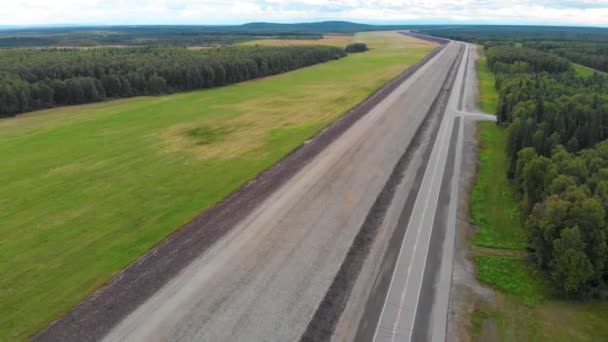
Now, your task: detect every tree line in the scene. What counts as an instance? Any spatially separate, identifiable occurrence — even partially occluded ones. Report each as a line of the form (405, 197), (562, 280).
(0, 45), (346, 117)
(0, 26), (323, 48)
(417, 26), (608, 73)
(486, 46), (572, 74)
(523, 41), (608, 73)
(490, 46), (608, 296)
(345, 43), (368, 53)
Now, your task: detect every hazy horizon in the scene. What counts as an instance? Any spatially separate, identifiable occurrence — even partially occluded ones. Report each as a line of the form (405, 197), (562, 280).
(1, 21), (607, 30)
(2, 1), (607, 28)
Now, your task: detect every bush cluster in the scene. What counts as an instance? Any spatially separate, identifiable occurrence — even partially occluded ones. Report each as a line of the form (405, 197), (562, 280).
(345, 43), (369, 53)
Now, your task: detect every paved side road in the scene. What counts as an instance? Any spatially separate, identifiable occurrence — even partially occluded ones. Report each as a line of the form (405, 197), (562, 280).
(99, 43), (462, 341)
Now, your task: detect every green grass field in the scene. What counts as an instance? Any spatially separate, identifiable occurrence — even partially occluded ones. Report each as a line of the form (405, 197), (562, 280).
(476, 47), (498, 114)
(0, 32), (434, 340)
(469, 43), (608, 342)
(574, 64), (595, 77)
(238, 34), (353, 47)
(471, 292), (608, 341)
(475, 255), (543, 306)
(574, 63), (606, 77)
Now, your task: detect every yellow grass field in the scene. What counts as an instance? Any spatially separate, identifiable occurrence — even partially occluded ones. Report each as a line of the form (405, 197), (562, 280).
(240, 34), (353, 47)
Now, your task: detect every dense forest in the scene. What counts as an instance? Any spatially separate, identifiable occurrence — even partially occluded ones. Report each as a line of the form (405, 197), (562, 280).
(486, 46), (572, 74)
(417, 26), (608, 72)
(420, 27), (608, 295)
(523, 41), (608, 74)
(486, 46), (608, 296)
(0, 45), (346, 117)
(0, 26), (322, 48)
(0, 22), (422, 48)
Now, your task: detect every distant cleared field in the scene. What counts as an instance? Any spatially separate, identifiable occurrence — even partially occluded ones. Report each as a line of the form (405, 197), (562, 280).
(574, 63), (605, 77)
(574, 64), (595, 77)
(0, 32), (434, 340)
(240, 34), (353, 47)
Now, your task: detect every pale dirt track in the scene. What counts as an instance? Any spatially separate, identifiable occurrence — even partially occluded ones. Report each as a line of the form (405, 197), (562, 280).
(99, 43), (462, 341)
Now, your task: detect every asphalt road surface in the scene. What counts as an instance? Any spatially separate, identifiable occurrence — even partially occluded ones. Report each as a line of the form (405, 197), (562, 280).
(100, 42), (462, 341)
(362, 43), (497, 342)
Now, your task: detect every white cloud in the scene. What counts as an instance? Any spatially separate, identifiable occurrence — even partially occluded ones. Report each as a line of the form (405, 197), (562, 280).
(0, 0), (607, 26)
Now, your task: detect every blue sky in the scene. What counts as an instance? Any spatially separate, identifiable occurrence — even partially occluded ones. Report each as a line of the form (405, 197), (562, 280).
(3, 0), (608, 27)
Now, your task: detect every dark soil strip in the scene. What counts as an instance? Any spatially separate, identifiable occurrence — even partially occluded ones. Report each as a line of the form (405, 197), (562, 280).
(301, 45), (463, 342)
(411, 116), (460, 341)
(34, 40), (448, 342)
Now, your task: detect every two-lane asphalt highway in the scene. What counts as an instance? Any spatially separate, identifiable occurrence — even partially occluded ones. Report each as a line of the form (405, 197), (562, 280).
(368, 43), (496, 342)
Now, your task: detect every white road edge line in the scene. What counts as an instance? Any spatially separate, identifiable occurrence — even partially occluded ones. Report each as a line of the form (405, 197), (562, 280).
(403, 44), (469, 342)
(371, 43), (456, 342)
(430, 43), (471, 342)
(432, 113), (464, 342)
(393, 113), (453, 341)
(370, 41), (455, 342)
(371, 42), (466, 342)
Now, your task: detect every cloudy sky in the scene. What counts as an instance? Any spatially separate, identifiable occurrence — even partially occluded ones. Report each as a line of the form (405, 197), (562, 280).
(3, 0), (608, 27)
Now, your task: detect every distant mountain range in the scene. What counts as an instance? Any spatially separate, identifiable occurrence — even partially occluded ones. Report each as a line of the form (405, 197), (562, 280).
(236, 21), (383, 32)
(0, 21), (427, 34)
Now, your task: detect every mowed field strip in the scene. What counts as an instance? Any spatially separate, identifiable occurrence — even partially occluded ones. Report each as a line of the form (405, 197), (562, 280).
(0, 32), (434, 340)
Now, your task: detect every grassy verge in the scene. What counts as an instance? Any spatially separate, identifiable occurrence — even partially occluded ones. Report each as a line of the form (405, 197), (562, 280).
(469, 45), (608, 342)
(471, 123), (526, 249)
(471, 297), (608, 341)
(476, 47), (498, 114)
(471, 301), (541, 341)
(470, 119), (543, 337)
(472, 45), (525, 250)
(475, 255), (543, 306)
(0, 32), (434, 340)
